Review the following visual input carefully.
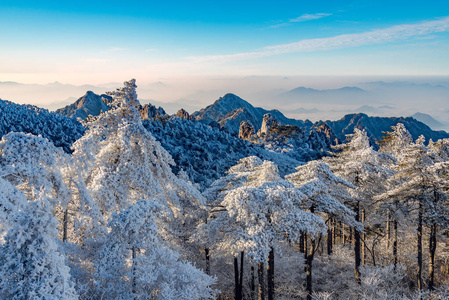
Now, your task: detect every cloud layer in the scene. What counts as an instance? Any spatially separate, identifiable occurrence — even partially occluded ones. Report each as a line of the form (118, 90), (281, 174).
(189, 16), (449, 63)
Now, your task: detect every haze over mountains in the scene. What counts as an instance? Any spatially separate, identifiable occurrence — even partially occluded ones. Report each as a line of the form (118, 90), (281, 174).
(53, 89), (449, 144)
(1, 76), (449, 130)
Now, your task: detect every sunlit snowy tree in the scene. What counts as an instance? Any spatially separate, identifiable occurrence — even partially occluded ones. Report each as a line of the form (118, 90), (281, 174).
(72, 79), (214, 298)
(0, 194), (78, 299)
(286, 160), (358, 299)
(95, 199), (215, 299)
(379, 132), (449, 291)
(324, 128), (393, 284)
(199, 156), (326, 300)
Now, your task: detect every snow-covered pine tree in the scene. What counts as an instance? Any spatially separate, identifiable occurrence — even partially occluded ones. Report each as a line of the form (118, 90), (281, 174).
(0, 131), (105, 295)
(324, 128), (393, 285)
(286, 160), (359, 299)
(0, 195), (78, 299)
(377, 123), (415, 270)
(72, 79), (214, 298)
(72, 79), (204, 228)
(95, 199), (215, 299)
(199, 156), (326, 300)
(379, 132), (449, 291)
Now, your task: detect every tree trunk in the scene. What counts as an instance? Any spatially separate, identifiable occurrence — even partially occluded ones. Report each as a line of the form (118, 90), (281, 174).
(251, 265), (256, 300)
(304, 233), (308, 272)
(63, 208), (68, 242)
(361, 209), (366, 266)
(205, 247), (210, 275)
(354, 202), (361, 285)
(327, 217), (333, 256)
(267, 248), (274, 300)
(234, 256), (240, 300)
(239, 252), (244, 299)
(339, 221), (343, 244)
(429, 223), (437, 290)
(349, 227), (353, 246)
(131, 246), (137, 298)
(258, 262), (265, 300)
(306, 237), (315, 300)
(332, 217), (336, 248)
(417, 199), (423, 292)
(386, 211), (391, 250)
(299, 231), (305, 253)
(393, 218), (398, 271)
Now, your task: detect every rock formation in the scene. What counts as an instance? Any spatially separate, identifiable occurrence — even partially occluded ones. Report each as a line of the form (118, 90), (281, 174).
(239, 121), (254, 140)
(176, 108), (192, 120)
(259, 113), (279, 135)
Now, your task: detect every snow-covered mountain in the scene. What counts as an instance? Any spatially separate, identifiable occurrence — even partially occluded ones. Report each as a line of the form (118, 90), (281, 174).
(55, 91), (112, 119)
(143, 116), (302, 189)
(317, 113), (449, 146)
(191, 93), (311, 134)
(189, 93), (448, 147)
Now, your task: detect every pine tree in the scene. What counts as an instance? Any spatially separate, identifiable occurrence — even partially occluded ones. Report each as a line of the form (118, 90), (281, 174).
(286, 160), (359, 299)
(379, 133), (449, 291)
(0, 196), (78, 299)
(324, 128), (393, 285)
(199, 156), (326, 299)
(72, 80), (214, 298)
(95, 200), (216, 299)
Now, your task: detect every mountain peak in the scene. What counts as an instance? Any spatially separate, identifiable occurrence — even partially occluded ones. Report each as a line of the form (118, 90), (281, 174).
(218, 93), (245, 104)
(192, 94), (304, 134)
(56, 91), (112, 119)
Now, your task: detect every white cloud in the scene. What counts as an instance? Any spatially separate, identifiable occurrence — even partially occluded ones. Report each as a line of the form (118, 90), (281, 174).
(189, 17), (449, 63)
(289, 13), (332, 23)
(269, 12), (331, 28)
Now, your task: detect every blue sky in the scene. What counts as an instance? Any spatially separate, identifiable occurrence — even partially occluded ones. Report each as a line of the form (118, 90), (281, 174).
(1, 0), (449, 84)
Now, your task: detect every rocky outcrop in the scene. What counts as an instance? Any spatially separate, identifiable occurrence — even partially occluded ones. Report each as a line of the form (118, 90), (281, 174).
(259, 113), (279, 135)
(239, 121), (254, 140)
(269, 125), (301, 137)
(138, 104), (166, 120)
(315, 123), (338, 145)
(176, 108), (192, 120)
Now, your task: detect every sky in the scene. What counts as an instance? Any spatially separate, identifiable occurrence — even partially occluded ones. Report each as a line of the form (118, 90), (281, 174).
(1, 0), (449, 125)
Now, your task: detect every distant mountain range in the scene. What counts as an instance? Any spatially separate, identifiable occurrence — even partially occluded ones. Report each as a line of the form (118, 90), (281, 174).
(54, 90), (449, 146)
(316, 113), (449, 146)
(410, 112), (446, 131)
(189, 93), (449, 145)
(283, 86), (368, 97)
(278, 86), (372, 106)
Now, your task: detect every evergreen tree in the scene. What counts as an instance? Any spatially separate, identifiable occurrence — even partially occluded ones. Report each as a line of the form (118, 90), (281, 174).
(199, 156), (326, 299)
(0, 196), (78, 299)
(286, 160), (359, 299)
(324, 128), (393, 284)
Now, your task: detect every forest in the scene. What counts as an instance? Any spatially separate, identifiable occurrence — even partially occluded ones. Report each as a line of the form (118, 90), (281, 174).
(1, 80), (449, 300)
